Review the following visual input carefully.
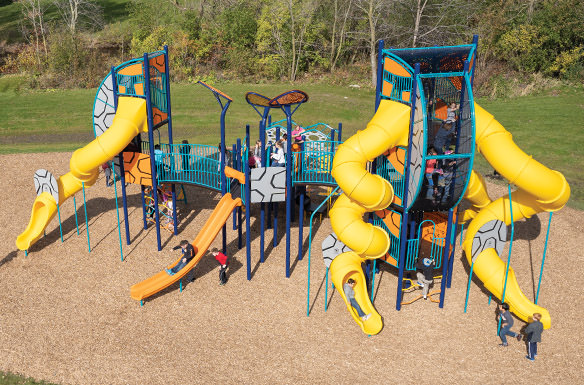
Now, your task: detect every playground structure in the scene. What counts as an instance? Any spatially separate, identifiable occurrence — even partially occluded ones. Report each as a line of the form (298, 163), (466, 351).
(15, 37), (569, 335)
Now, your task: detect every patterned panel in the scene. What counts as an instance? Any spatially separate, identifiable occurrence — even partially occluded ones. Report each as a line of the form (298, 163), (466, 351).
(93, 73), (115, 137)
(34, 169), (59, 203)
(471, 219), (507, 263)
(123, 152), (153, 186)
(321, 232), (352, 268)
(406, 82), (425, 208)
(374, 209), (401, 238)
(269, 90), (309, 106)
(250, 167), (286, 203)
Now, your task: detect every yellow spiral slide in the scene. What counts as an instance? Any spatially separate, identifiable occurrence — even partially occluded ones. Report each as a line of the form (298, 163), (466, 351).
(462, 104), (570, 329)
(329, 99), (411, 334)
(16, 97), (148, 251)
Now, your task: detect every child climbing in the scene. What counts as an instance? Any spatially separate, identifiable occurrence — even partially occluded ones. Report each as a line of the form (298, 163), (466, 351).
(425, 147), (439, 201)
(343, 278), (371, 321)
(416, 257), (436, 300)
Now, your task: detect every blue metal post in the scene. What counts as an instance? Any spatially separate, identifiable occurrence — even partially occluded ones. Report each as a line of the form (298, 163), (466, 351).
(324, 269), (329, 312)
(82, 182), (91, 252)
(498, 185), (515, 335)
(140, 186), (148, 229)
(236, 138), (243, 250)
(535, 212), (553, 304)
(464, 259), (475, 313)
(143, 52), (162, 251)
(219, 107), (229, 254)
(260, 118), (266, 263)
(396, 63), (420, 311)
(375, 40), (384, 112)
(470, 35), (479, 88)
(164, 46), (178, 236)
(57, 203), (63, 243)
(245, 125), (252, 280)
(370, 259), (377, 302)
(73, 196), (79, 235)
(447, 210), (461, 288)
(112, 164), (124, 261)
(298, 187), (305, 261)
(118, 154), (131, 245)
(338, 122), (342, 142)
(232, 143), (238, 231)
(284, 104), (293, 278)
(439, 208), (454, 307)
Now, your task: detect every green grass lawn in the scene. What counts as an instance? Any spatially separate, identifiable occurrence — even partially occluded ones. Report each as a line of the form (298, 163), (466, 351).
(1, 80), (582, 209)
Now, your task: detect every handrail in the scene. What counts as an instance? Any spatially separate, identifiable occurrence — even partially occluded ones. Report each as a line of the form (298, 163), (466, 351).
(306, 186), (341, 316)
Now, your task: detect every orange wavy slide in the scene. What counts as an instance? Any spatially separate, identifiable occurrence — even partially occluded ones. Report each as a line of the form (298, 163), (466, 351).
(130, 193), (242, 301)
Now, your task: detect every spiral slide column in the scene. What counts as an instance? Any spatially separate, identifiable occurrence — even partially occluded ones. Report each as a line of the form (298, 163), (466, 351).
(328, 99), (411, 334)
(462, 104), (570, 328)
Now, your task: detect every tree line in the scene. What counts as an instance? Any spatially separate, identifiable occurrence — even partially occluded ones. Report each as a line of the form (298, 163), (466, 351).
(1, 0), (583, 91)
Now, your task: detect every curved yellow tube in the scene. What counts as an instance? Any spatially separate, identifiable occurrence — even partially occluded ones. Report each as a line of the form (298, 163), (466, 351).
(329, 99), (411, 334)
(463, 104), (571, 328)
(16, 97), (148, 250)
(460, 170), (492, 223)
(329, 252), (383, 335)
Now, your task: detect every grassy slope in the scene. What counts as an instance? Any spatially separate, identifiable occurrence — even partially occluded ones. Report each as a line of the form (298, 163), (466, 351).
(0, 83), (582, 210)
(0, 0), (131, 43)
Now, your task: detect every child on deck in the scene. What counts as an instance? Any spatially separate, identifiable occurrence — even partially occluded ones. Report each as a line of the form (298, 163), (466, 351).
(425, 147), (438, 201)
(253, 140), (262, 167)
(292, 125), (305, 142)
(343, 278), (371, 321)
(270, 140), (286, 167)
(211, 248), (229, 285)
(165, 240), (196, 282)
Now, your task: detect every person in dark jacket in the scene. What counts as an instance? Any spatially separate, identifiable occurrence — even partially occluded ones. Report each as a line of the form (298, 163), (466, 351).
(211, 248), (229, 285)
(416, 257), (436, 300)
(165, 240), (196, 282)
(523, 313), (544, 361)
(497, 303), (522, 346)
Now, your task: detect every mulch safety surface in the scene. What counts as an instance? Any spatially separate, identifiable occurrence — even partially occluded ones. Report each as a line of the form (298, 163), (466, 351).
(1, 152), (582, 384)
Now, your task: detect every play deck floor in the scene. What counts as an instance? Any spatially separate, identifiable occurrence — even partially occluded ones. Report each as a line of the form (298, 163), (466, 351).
(1, 152), (582, 384)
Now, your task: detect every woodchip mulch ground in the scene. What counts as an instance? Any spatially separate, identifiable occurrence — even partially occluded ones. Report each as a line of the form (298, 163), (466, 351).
(1, 152), (582, 385)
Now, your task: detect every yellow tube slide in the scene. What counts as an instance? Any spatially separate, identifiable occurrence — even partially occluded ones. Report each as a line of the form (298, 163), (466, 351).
(329, 252), (383, 335)
(16, 97), (148, 250)
(463, 104), (570, 328)
(328, 99), (411, 334)
(460, 170), (492, 223)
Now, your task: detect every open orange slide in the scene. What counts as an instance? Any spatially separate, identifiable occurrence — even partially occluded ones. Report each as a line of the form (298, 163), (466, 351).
(130, 193), (242, 301)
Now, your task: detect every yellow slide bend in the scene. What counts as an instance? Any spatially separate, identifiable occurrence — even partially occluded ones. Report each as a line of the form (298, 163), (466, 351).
(463, 104), (570, 329)
(329, 100), (411, 334)
(130, 193), (242, 301)
(16, 97), (148, 251)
